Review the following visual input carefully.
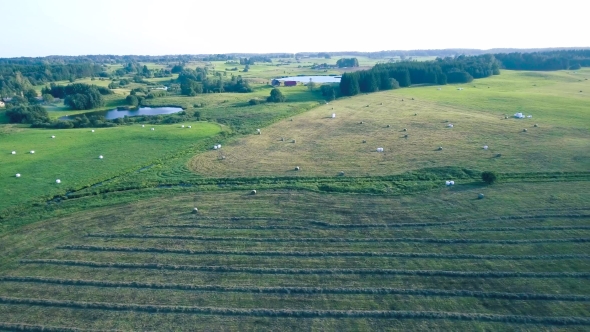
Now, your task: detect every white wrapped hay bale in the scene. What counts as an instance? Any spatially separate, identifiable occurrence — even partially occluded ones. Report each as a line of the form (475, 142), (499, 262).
(15, 173), (21, 178)
(447, 123), (454, 128)
(483, 145), (488, 150)
(151, 128), (155, 131)
(188, 125), (191, 128)
(376, 147), (384, 152)
(11, 151), (16, 155)
(332, 113), (336, 118)
(181, 125), (185, 128)
(51, 135), (55, 138)
(30, 150), (35, 154)
(91, 130), (95, 133)
(55, 179), (61, 184)
(99, 155), (103, 159)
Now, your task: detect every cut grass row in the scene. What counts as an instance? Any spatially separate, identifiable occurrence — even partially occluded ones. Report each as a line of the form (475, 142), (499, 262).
(3, 276), (589, 301)
(57, 244), (590, 261)
(1, 296), (589, 325)
(85, 233), (590, 244)
(19, 260), (590, 278)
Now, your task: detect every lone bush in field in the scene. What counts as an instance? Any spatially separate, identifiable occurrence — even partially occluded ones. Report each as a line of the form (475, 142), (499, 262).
(482, 171), (498, 185)
(267, 88), (286, 103)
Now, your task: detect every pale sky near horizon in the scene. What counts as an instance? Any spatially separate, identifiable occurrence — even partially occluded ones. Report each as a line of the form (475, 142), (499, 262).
(0, 0), (587, 57)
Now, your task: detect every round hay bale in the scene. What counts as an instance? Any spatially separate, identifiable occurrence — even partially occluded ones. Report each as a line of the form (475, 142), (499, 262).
(15, 173), (21, 178)
(534, 124), (538, 127)
(250, 190), (257, 195)
(523, 128), (527, 132)
(504, 116), (508, 119)
(496, 153), (502, 158)
(366, 105), (369, 107)
(99, 155), (103, 159)
(403, 128), (407, 131)
(280, 137), (284, 141)
(483, 146), (488, 150)
(292, 139), (296, 143)
(401, 99), (404, 101)
(360, 121), (364, 124)
(339, 171), (345, 176)
(386, 124), (390, 128)
(438, 146), (443, 151)
(51, 135), (55, 138)
(11, 151), (16, 155)
(55, 179), (61, 184)
(192, 207), (199, 214)
(380, 103), (383, 105)
(414, 113), (417, 116)
(221, 155), (226, 159)
(404, 134), (408, 138)
(188, 125), (191, 128)
(142, 125), (145, 128)
(290, 118), (293, 121)
(181, 125), (185, 128)
(411, 98), (414, 100)
(30, 150), (35, 154)
(151, 128), (155, 131)
(478, 193), (485, 199)
(295, 166), (300, 171)
(362, 140), (366, 143)
(91, 130), (95, 133)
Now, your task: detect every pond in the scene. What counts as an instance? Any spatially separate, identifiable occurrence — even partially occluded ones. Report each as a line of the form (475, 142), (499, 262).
(59, 106), (184, 121)
(277, 76), (341, 83)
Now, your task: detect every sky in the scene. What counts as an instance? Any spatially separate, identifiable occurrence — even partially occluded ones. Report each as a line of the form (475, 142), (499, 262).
(0, 0), (587, 57)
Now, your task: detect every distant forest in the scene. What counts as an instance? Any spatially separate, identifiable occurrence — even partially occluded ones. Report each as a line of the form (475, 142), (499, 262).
(1, 49), (589, 98)
(339, 55), (501, 96)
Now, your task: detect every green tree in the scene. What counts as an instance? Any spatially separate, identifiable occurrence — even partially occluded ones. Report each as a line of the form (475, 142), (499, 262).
(307, 79), (316, 91)
(42, 94), (54, 103)
(24, 88), (38, 102)
(126, 95), (139, 107)
(267, 88), (286, 103)
(481, 171), (498, 185)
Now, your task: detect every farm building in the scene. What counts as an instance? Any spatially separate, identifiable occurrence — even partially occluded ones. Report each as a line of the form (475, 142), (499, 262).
(284, 81), (297, 87)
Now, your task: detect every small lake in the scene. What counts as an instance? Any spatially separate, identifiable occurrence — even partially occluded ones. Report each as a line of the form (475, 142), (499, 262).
(59, 107), (183, 120)
(277, 76), (341, 83)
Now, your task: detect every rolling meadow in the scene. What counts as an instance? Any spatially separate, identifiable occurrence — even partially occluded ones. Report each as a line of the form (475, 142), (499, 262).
(0, 57), (588, 330)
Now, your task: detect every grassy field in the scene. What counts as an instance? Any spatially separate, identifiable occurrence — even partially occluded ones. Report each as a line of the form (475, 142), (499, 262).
(0, 181), (588, 330)
(0, 122), (221, 213)
(0, 62), (589, 330)
(189, 70), (590, 178)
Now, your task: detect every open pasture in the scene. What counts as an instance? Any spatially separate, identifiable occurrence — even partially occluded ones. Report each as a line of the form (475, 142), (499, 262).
(0, 122), (221, 213)
(0, 181), (588, 330)
(190, 70), (589, 178)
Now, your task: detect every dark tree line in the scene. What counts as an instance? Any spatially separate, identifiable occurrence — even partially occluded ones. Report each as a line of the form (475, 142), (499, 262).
(340, 55), (500, 96)
(0, 63), (104, 97)
(42, 83), (112, 110)
(177, 68), (252, 95)
(336, 58), (359, 68)
(493, 50), (590, 70)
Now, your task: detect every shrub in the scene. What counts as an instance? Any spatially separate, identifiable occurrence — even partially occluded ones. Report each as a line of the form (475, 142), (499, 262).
(267, 88), (286, 103)
(482, 171), (498, 185)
